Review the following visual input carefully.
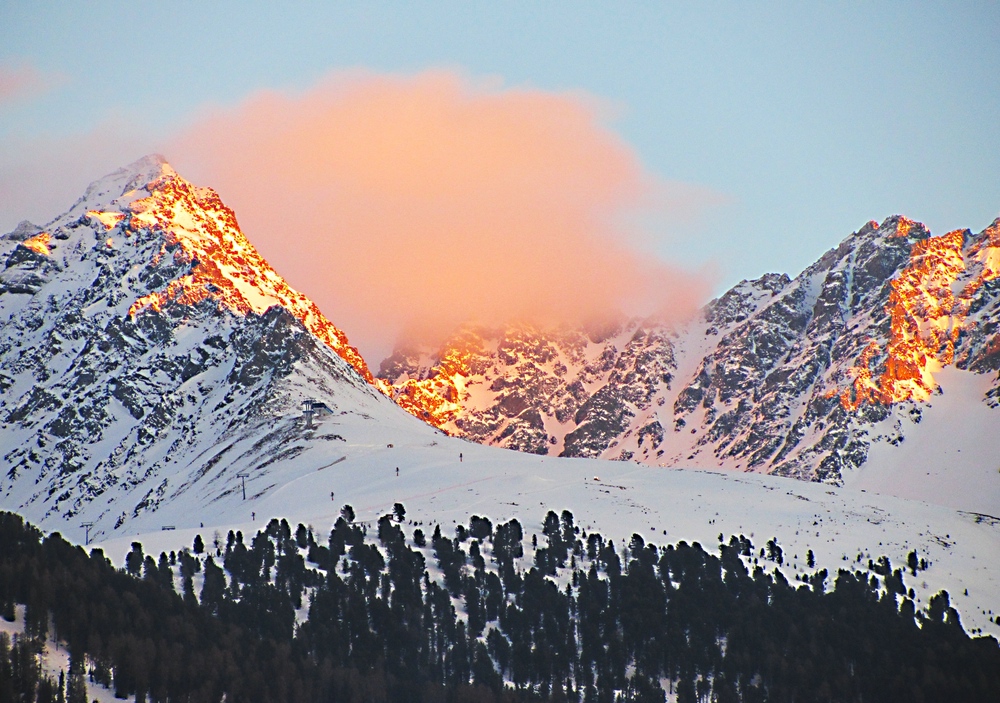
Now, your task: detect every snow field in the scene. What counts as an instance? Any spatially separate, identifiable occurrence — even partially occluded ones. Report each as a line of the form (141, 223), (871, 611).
(93, 422), (1000, 638)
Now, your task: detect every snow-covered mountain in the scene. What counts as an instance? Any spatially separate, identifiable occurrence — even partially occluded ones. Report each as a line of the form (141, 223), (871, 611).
(378, 216), (1000, 514)
(0, 155), (438, 541)
(2, 157), (998, 641)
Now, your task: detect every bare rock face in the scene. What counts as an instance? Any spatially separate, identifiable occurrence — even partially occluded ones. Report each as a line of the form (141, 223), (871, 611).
(379, 216), (1000, 485)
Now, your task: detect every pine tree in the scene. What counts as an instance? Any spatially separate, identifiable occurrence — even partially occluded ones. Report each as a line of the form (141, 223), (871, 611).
(66, 654), (87, 703)
(157, 552), (174, 591)
(125, 542), (144, 576)
(201, 556), (227, 615)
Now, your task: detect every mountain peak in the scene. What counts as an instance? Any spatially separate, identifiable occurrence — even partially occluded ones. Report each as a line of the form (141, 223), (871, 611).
(83, 153), (175, 200)
(10, 155), (378, 384)
(376, 213), (1000, 501)
(122, 152), (173, 179)
(0, 155), (411, 537)
(1, 220), (43, 242)
(108, 158), (377, 383)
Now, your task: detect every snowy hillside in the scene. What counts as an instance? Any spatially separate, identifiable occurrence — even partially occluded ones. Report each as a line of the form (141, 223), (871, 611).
(93, 429), (1000, 639)
(378, 217), (1000, 514)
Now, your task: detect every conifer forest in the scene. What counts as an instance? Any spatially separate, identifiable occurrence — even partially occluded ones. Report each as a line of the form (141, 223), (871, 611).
(0, 509), (997, 703)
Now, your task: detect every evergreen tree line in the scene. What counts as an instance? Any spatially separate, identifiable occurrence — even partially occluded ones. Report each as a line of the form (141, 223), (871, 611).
(0, 508), (997, 703)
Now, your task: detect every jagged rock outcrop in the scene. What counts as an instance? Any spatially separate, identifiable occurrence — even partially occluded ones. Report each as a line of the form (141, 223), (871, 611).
(379, 320), (678, 459)
(379, 216), (1000, 485)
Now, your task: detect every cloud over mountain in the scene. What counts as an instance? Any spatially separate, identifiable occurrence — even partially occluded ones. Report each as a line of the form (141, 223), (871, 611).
(166, 70), (719, 357)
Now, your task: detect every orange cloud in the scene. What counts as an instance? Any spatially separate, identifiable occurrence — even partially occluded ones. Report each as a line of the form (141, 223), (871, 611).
(0, 62), (60, 106)
(165, 70), (719, 359)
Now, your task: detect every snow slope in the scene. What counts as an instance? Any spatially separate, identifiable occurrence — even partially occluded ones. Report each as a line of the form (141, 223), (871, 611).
(849, 366), (1000, 514)
(93, 423), (1000, 639)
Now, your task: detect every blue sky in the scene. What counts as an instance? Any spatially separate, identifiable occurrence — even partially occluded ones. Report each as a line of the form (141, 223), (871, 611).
(2, 1), (998, 300)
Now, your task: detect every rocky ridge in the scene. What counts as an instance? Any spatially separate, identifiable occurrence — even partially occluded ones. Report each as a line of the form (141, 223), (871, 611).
(378, 216), (1000, 487)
